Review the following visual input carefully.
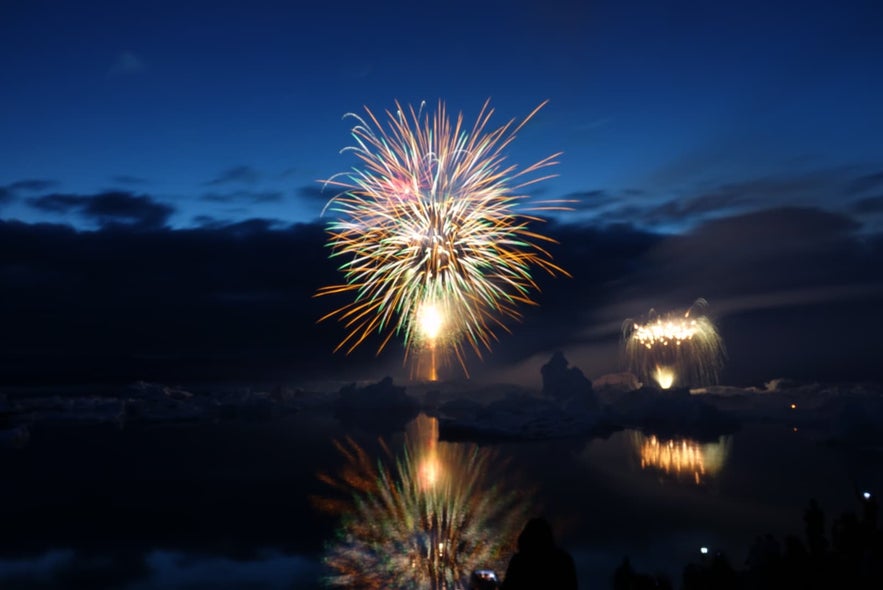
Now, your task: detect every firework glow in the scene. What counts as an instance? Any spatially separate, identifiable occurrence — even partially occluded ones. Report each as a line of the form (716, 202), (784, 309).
(622, 298), (725, 389)
(315, 100), (569, 379)
(314, 414), (533, 589)
(632, 432), (732, 485)
(652, 365), (676, 390)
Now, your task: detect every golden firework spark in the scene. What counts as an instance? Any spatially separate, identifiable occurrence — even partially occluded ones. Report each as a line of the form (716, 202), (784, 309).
(622, 298), (726, 388)
(316, 100), (569, 379)
(314, 414), (533, 589)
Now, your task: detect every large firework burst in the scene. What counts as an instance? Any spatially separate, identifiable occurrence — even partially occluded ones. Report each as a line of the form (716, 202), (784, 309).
(316, 100), (568, 378)
(622, 298), (726, 389)
(314, 414), (532, 589)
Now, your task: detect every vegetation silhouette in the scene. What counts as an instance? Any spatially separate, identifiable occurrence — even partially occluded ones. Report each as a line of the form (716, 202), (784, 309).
(614, 493), (881, 589)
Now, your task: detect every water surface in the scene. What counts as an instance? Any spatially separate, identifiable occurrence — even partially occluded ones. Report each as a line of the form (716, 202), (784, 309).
(1, 408), (879, 588)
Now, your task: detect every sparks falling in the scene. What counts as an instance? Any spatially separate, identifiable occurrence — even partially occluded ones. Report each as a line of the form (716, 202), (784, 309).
(622, 298), (726, 389)
(315, 100), (568, 379)
(314, 414), (532, 589)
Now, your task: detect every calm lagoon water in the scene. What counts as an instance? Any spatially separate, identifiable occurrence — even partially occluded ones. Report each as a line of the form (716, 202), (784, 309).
(1, 407), (880, 589)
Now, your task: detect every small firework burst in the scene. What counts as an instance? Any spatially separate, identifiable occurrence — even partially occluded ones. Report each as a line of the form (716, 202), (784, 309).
(314, 414), (533, 589)
(622, 298), (725, 388)
(315, 100), (569, 379)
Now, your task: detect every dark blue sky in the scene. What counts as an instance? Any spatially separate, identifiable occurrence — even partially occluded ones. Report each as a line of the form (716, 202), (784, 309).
(2, 0), (883, 387)
(3, 0), (882, 232)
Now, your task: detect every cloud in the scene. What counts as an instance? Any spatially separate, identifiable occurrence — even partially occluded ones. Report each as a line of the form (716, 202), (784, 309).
(111, 175), (149, 186)
(846, 170), (883, 196)
(108, 51), (146, 76)
(1, 206), (881, 388)
(27, 191), (174, 230)
(277, 167), (299, 179)
(639, 190), (758, 225)
(0, 179), (57, 205)
(81, 193), (174, 229)
(853, 194), (883, 214)
(562, 190), (618, 212)
(26, 193), (84, 213)
(555, 207), (882, 385)
(192, 214), (221, 227)
(298, 184), (333, 203)
(619, 207), (862, 303)
(297, 184), (338, 216)
(9, 179), (57, 192)
(0, 218), (353, 387)
(201, 190), (284, 204)
(0, 549), (150, 590)
(206, 165), (260, 186)
(590, 168), (881, 230)
(297, 184), (344, 218)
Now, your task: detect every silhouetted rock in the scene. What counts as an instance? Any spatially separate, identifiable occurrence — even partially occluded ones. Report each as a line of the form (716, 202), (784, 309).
(335, 376), (417, 411)
(333, 376), (420, 433)
(593, 372), (641, 396)
(541, 351), (598, 411)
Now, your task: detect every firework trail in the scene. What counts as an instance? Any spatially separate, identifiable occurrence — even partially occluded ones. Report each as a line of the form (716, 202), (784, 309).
(314, 414), (533, 589)
(622, 298), (726, 388)
(316, 100), (569, 378)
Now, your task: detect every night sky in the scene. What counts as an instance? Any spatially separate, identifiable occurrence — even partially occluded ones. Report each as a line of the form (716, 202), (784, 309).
(2, 0), (882, 388)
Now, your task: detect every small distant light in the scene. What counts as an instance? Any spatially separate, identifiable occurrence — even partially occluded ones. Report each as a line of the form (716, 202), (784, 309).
(474, 570), (498, 581)
(700, 546), (709, 555)
(790, 403), (797, 410)
(863, 491), (872, 500)
(792, 427), (799, 433)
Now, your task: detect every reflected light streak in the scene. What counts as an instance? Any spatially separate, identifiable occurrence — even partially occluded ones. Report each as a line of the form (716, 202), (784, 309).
(314, 414), (532, 589)
(632, 432), (732, 485)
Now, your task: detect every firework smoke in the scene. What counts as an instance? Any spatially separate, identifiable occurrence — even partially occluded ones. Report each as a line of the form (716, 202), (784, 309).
(622, 298), (726, 389)
(314, 414), (533, 589)
(316, 100), (568, 379)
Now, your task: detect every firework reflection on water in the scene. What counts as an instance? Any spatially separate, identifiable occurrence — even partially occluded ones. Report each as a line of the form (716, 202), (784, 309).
(315, 414), (533, 589)
(632, 432), (732, 485)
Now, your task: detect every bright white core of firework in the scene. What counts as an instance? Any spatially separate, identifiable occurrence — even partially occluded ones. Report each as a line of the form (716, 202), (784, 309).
(653, 365), (675, 389)
(417, 301), (444, 342)
(633, 318), (700, 348)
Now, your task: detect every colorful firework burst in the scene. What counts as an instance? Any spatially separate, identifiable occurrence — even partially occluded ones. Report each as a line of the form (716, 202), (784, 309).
(314, 414), (533, 589)
(315, 100), (568, 378)
(622, 298), (726, 388)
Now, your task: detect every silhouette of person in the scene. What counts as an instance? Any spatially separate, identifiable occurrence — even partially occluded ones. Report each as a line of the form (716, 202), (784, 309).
(500, 517), (578, 590)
